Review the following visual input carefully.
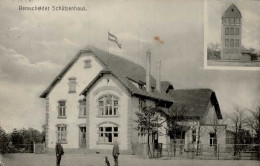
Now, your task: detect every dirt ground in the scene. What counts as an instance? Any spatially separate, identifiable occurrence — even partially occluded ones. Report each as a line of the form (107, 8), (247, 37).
(1, 153), (260, 166)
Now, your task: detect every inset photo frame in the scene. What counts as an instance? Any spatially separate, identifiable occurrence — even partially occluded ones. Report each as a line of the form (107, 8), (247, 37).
(204, 0), (260, 70)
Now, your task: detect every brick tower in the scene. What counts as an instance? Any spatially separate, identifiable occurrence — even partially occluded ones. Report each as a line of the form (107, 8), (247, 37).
(221, 4), (242, 60)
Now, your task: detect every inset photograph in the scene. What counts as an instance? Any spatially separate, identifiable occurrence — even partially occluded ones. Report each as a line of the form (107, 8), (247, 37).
(204, 0), (260, 69)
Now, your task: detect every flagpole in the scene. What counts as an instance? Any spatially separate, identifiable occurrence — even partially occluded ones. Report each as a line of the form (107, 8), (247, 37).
(108, 29), (109, 66)
(138, 34), (139, 65)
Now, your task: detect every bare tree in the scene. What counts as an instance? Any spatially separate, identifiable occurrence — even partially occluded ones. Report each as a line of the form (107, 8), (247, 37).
(228, 106), (246, 156)
(207, 42), (221, 60)
(164, 105), (186, 141)
(246, 106), (260, 160)
(135, 105), (162, 158)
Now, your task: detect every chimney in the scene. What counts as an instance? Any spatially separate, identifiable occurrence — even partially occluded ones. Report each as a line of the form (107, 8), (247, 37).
(156, 60), (161, 92)
(146, 50), (151, 93)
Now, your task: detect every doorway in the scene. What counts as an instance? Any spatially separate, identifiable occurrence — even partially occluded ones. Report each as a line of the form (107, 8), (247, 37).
(79, 127), (86, 148)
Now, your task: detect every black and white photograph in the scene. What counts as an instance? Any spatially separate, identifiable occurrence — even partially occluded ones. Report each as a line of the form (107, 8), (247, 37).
(205, 0), (260, 69)
(0, 0), (259, 166)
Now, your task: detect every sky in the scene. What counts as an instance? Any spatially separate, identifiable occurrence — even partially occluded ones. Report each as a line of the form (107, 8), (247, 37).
(206, 0), (260, 49)
(0, 0), (259, 132)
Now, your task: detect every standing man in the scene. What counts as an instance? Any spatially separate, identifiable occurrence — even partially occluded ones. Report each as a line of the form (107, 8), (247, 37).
(112, 141), (120, 166)
(55, 142), (64, 166)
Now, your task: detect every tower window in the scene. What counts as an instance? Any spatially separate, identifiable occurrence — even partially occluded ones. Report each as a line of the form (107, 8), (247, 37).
(235, 18), (240, 25)
(230, 28), (234, 35)
(225, 39), (229, 47)
(236, 28), (240, 35)
(225, 18), (229, 25)
(231, 9), (234, 12)
(230, 18), (235, 25)
(225, 28), (229, 35)
(230, 39), (234, 47)
(236, 39), (240, 47)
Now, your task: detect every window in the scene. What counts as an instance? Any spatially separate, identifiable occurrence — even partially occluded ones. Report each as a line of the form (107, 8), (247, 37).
(98, 94), (119, 116)
(68, 77), (77, 93)
(139, 98), (146, 112)
(138, 127), (146, 143)
(79, 99), (87, 118)
(235, 28), (240, 35)
(58, 100), (66, 118)
(225, 39), (229, 47)
(192, 129), (196, 143)
(225, 18), (229, 25)
(57, 124), (67, 143)
(236, 39), (240, 47)
(235, 18), (240, 25)
(138, 84), (144, 90)
(225, 28), (229, 35)
(84, 59), (92, 68)
(230, 28), (234, 35)
(230, 18), (235, 25)
(210, 133), (217, 146)
(230, 39), (234, 47)
(98, 126), (118, 144)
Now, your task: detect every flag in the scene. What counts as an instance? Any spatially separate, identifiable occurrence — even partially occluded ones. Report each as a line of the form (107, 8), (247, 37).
(108, 32), (121, 49)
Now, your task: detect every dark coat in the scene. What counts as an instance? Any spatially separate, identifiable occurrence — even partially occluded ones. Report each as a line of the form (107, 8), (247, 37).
(55, 143), (64, 156)
(112, 143), (120, 156)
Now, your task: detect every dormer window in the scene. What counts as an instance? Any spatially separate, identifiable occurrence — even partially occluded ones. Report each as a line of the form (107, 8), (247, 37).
(68, 77), (77, 93)
(138, 84), (144, 90)
(84, 59), (92, 68)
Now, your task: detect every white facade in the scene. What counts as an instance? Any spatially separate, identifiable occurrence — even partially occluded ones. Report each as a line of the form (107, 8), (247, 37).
(43, 51), (164, 153)
(47, 52), (103, 149)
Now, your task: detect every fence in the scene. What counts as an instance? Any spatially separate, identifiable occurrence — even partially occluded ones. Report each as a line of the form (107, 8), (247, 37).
(34, 143), (46, 154)
(2, 142), (46, 154)
(133, 143), (260, 160)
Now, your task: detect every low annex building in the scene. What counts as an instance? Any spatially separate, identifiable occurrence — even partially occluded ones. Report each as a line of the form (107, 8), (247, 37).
(161, 86), (227, 150)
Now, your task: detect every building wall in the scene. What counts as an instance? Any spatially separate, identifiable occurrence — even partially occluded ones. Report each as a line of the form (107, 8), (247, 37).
(180, 101), (226, 150)
(201, 101), (217, 125)
(87, 74), (130, 151)
(220, 6), (242, 60)
(199, 125), (226, 146)
(47, 52), (104, 149)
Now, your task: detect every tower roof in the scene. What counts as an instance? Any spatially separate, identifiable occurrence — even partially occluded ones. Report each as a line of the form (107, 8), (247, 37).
(222, 4), (242, 18)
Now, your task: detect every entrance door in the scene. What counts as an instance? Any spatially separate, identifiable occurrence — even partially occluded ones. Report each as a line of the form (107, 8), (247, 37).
(79, 127), (86, 148)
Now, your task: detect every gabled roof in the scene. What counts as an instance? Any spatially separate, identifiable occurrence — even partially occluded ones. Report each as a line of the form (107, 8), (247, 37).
(166, 89), (222, 119)
(222, 4), (242, 18)
(40, 46), (173, 106)
(40, 50), (87, 98)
